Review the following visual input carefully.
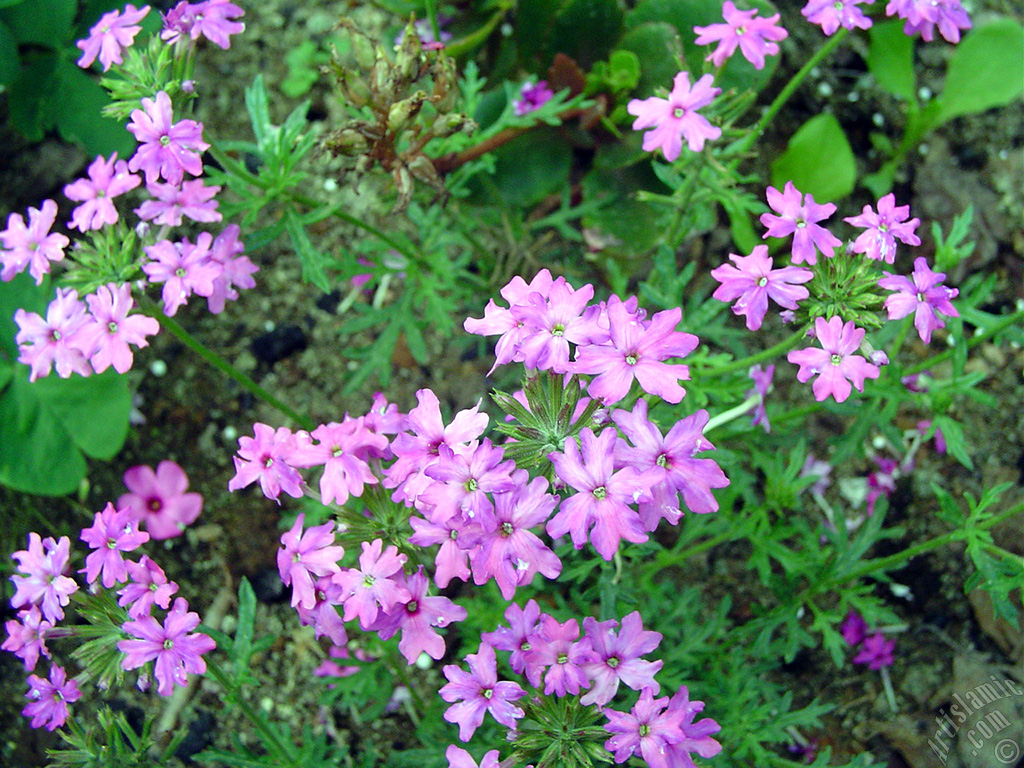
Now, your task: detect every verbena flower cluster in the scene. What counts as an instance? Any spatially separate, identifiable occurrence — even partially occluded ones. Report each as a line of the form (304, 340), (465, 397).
(3, 462), (212, 728)
(2, 1), (252, 383)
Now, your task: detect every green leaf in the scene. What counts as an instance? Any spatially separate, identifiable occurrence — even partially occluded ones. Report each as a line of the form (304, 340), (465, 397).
(867, 20), (916, 102)
(771, 113), (855, 202)
(615, 21), (683, 99)
(937, 18), (1024, 124)
(0, 18), (18, 86)
(606, 49), (640, 92)
(49, 60), (134, 156)
(0, 0), (74, 47)
(513, 0), (564, 67)
(487, 127), (572, 208)
(550, 0), (624, 70)
(283, 209), (330, 292)
(931, 415), (973, 471)
(6, 52), (58, 141)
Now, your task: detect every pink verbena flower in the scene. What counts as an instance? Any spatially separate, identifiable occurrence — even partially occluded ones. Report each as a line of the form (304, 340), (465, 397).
(370, 566), (467, 664)
(464, 269), (556, 373)
(0, 199), (69, 284)
(481, 599), (542, 680)
(760, 181), (842, 265)
(77, 283), (160, 375)
(445, 745), (501, 768)
(581, 611), (663, 707)
(420, 439), (517, 524)
(803, 0), (874, 36)
(471, 471), (561, 599)
(289, 417), (388, 505)
(710, 245), (813, 330)
(408, 512), (476, 589)
(228, 423), (305, 501)
(627, 72), (722, 161)
(526, 615), (594, 697)
(277, 513), (345, 611)
(135, 179), (222, 226)
(76, 4), (150, 71)
(853, 632), (895, 669)
(841, 610), (868, 646)
(747, 363), (775, 433)
(119, 597), (216, 695)
(509, 277), (605, 374)
(844, 193), (921, 264)
(513, 79), (555, 115)
(787, 317), (880, 402)
(878, 257), (959, 344)
(23, 665), (81, 731)
(334, 539), (410, 629)
(117, 555), (179, 619)
(664, 686), (724, 766)
(205, 224), (258, 314)
(296, 576), (348, 646)
(548, 427), (656, 560)
(439, 643), (526, 741)
(142, 235), (223, 316)
(573, 298), (698, 405)
(161, 0), (245, 49)
(64, 153), (141, 231)
(14, 288), (92, 382)
(10, 534), (78, 623)
(3, 607), (54, 671)
(612, 399), (729, 530)
(118, 460), (203, 539)
(80, 503), (150, 588)
(886, 0), (970, 42)
(693, 1), (788, 70)
(604, 689), (687, 768)
(127, 91), (209, 185)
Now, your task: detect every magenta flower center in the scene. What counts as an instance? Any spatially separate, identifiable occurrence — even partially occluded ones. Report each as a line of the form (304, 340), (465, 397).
(551, 323), (565, 337)
(263, 457), (274, 468)
(639, 724), (651, 737)
(147, 498), (163, 512)
(449, 529), (458, 541)
(108, 321), (119, 334)
(757, 277), (768, 287)
(160, 135), (171, 147)
(175, 267), (187, 278)
(332, 446), (343, 458)
(50, 330), (62, 342)
(363, 574), (376, 587)
(406, 601), (418, 613)
(556, 652), (568, 664)
(466, 478), (478, 492)
(656, 453), (669, 468)
(625, 354), (638, 366)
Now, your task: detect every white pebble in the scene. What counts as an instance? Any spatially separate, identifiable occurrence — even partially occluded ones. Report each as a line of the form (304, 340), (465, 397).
(817, 82), (833, 98)
(918, 86), (932, 101)
(263, 320), (275, 332)
(872, 112), (885, 128)
(323, 178), (338, 192)
(222, 425), (238, 442)
(149, 360), (168, 377)
(415, 653), (432, 670)
(847, 91), (860, 102)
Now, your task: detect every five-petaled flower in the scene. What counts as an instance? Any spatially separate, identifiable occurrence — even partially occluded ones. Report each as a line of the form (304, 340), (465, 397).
(627, 72), (722, 161)
(710, 245), (813, 330)
(439, 643), (526, 741)
(760, 181), (842, 265)
(878, 257), (959, 343)
(787, 317), (880, 402)
(76, 4), (150, 71)
(693, 1), (788, 70)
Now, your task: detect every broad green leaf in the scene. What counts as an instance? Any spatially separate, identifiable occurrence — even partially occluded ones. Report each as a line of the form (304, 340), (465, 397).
(551, 0), (624, 70)
(771, 113), (855, 202)
(867, 20), (916, 101)
(513, 0), (564, 67)
(0, 18), (18, 86)
(6, 53), (58, 141)
(49, 60), (134, 156)
(32, 370), (131, 460)
(937, 18), (1024, 124)
(486, 127), (572, 208)
(0, 0), (74, 47)
(616, 21), (683, 99)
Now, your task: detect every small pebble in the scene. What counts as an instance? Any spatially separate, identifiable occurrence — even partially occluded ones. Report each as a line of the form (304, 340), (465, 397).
(817, 82), (833, 97)
(222, 425), (238, 442)
(150, 359), (168, 377)
(917, 86), (932, 101)
(872, 112), (885, 128)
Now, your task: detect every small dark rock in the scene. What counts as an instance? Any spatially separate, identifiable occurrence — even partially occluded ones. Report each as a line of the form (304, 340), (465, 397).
(249, 565), (288, 604)
(251, 325), (308, 366)
(316, 289), (342, 313)
(175, 711), (216, 764)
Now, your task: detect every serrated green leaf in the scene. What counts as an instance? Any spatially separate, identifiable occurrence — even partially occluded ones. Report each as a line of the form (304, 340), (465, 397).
(283, 209), (330, 291)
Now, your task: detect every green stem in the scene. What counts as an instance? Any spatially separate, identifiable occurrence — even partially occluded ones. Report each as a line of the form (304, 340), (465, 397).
(286, 191), (419, 262)
(728, 28), (850, 162)
(905, 308), (1024, 376)
(697, 326), (810, 380)
(205, 661), (299, 763)
(136, 295), (315, 432)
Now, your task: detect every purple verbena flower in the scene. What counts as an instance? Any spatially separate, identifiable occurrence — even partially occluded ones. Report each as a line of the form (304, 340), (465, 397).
(664, 686), (724, 766)
(747, 364), (775, 433)
(482, 599), (542, 680)
(800, 454), (833, 496)
(408, 512), (477, 589)
(0, 199), (69, 284)
(844, 193), (921, 264)
(127, 91), (209, 185)
(277, 513), (345, 610)
(548, 428), (657, 560)
(710, 245), (813, 330)
(289, 417), (388, 505)
(118, 460), (203, 539)
(77, 283), (160, 375)
(787, 317), (880, 402)
(464, 269), (556, 373)
(23, 665), (81, 731)
(161, 0), (245, 49)
(471, 471), (560, 599)
(886, 0), (970, 42)
(841, 610), (868, 646)
(64, 153), (141, 231)
(76, 4), (150, 71)
(439, 643), (526, 741)
(803, 0), (874, 35)
(80, 503), (150, 588)
(117, 555), (179, 619)
(3, 607), (54, 671)
(445, 745), (501, 768)
(513, 79), (555, 116)
(573, 298), (698, 405)
(878, 257), (959, 344)
(118, 597), (217, 696)
(142, 235), (223, 316)
(525, 614), (594, 697)
(10, 534), (78, 623)
(205, 224), (258, 314)
(853, 632), (895, 669)
(420, 440), (517, 524)
(135, 179), (222, 226)
(604, 688), (686, 768)
(612, 400), (729, 530)
(627, 72), (722, 161)
(760, 181), (842, 265)
(228, 423), (305, 501)
(581, 611), (663, 707)
(370, 566), (467, 664)
(334, 539), (410, 629)
(694, 1), (788, 70)
(509, 277), (605, 374)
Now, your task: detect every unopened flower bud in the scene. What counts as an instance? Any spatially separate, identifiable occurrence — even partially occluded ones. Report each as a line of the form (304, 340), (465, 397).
(325, 127), (369, 157)
(406, 153), (442, 189)
(395, 19), (424, 83)
(387, 92), (426, 134)
(430, 112), (474, 138)
(348, 29), (376, 71)
(371, 51), (392, 100)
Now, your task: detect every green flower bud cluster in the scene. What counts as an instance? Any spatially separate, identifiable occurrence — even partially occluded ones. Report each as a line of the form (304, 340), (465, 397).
(803, 245), (888, 330)
(321, 17), (476, 211)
